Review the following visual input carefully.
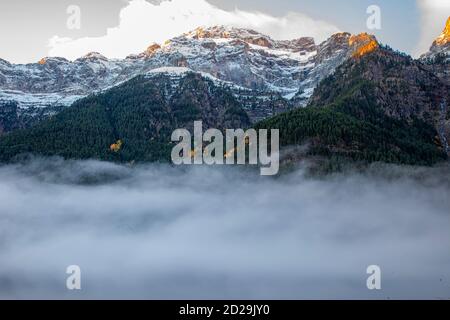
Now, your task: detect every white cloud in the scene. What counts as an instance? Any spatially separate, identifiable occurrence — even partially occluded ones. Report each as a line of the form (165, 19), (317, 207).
(48, 0), (340, 60)
(415, 0), (450, 57)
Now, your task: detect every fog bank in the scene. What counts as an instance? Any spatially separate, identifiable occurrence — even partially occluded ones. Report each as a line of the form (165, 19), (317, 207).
(0, 158), (449, 299)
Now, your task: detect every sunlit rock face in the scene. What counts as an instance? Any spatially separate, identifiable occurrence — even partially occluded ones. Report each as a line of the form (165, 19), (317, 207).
(348, 33), (379, 57)
(421, 17), (450, 62)
(435, 17), (450, 46)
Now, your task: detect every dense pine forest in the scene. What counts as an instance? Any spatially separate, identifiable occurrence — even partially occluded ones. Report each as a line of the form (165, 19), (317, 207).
(0, 48), (448, 167)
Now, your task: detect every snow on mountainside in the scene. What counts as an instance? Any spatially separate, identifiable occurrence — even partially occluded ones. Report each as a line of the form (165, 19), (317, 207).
(145, 66), (292, 121)
(0, 25), (381, 132)
(141, 26), (376, 104)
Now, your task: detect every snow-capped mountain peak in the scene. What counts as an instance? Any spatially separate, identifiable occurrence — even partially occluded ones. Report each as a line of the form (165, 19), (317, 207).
(0, 25), (388, 133)
(76, 52), (109, 62)
(421, 17), (450, 62)
(184, 25), (275, 48)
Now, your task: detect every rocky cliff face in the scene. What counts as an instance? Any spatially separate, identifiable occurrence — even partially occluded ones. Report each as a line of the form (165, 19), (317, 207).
(419, 17), (450, 153)
(291, 32), (379, 104)
(420, 17), (450, 88)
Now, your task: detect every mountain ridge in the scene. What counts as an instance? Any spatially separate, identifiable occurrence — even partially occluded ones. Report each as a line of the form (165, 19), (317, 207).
(0, 71), (250, 162)
(1, 42), (449, 168)
(255, 47), (448, 168)
(0, 25), (385, 134)
(1, 19), (450, 170)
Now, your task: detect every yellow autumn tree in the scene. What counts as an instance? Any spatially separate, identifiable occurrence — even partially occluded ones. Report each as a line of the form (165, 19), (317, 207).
(110, 140), (123, 152)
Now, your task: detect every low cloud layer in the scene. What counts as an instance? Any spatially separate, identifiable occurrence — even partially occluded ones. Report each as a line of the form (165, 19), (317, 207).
(0, 158), (450, 299)
(48, 0), (340, 60)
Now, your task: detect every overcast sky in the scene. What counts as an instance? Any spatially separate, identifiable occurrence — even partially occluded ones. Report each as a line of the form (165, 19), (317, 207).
(0, 0), (448, 63)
